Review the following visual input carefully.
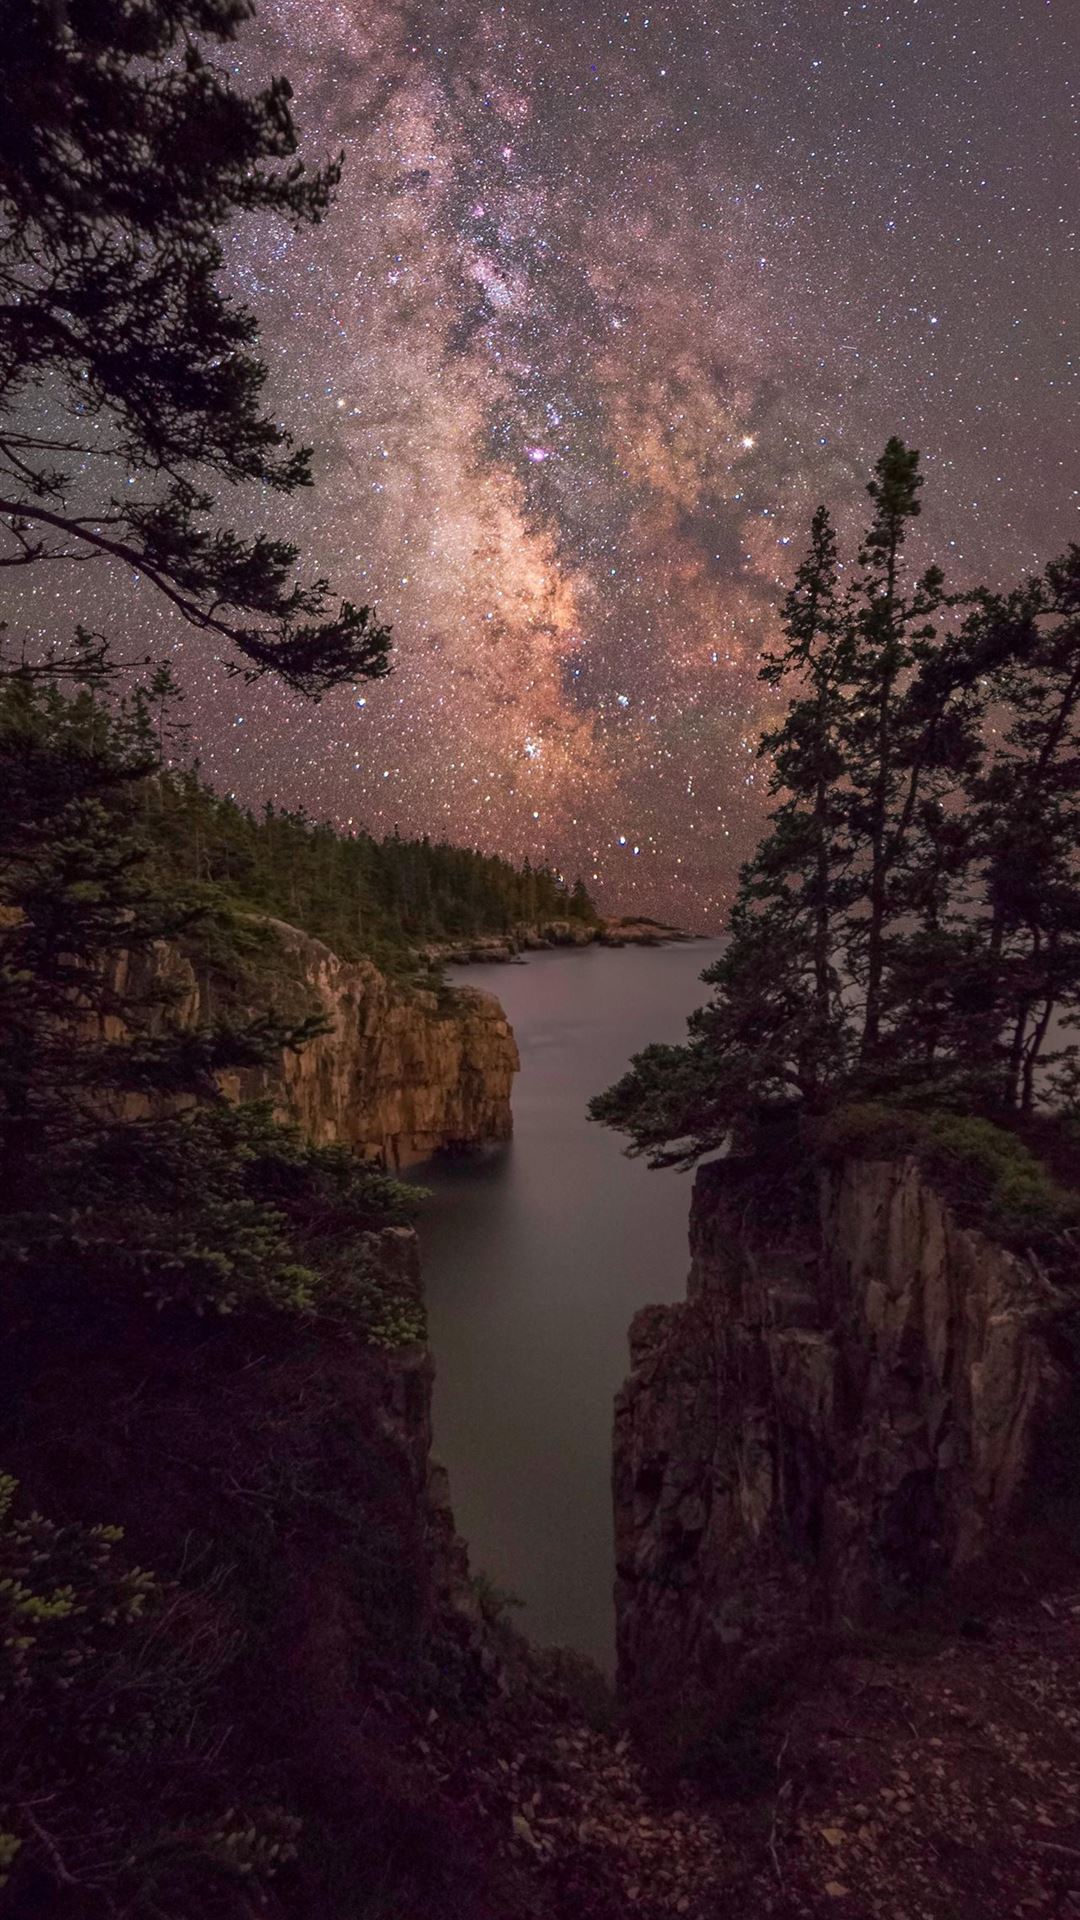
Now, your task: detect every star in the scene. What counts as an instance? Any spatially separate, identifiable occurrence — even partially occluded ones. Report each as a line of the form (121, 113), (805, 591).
(6, 0), (1075, 930)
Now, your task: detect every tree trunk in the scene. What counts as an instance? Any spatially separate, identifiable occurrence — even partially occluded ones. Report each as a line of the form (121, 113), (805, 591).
(1021, 992), (1056, 1113)
(861, 674), (894, 1057)
(813, 699), (831, 1028)
(860, 534), (901, 1061)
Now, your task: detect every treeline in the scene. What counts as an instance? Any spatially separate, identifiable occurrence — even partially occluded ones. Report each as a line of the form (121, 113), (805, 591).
(593, 440), (1080, 1169)
(142, 760), (597, 968)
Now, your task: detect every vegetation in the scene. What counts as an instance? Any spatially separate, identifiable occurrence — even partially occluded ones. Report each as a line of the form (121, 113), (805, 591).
(18, 0), (1071, 1908)
(0, 7), (599, 1893)
(0, 0), (390, 693)
(0, 5), (548, 1908)
(592, 441), (1080, 1208)
(0, 1471), (302, 1912)
(0, 661), (446, 1906)
(139, 757), (598, 971)
(0, 670), (420, 1316)
(813, 1105), (1080, 1255)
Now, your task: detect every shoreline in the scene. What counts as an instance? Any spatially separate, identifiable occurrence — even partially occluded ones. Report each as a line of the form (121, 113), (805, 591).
(414, 915), (702, 968)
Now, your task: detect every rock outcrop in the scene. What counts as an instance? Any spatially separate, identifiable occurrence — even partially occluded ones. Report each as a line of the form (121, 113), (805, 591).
(416, 916), (696, 966)
(614, 1151), (1073, 1705)
(114, 916), (520, 1167)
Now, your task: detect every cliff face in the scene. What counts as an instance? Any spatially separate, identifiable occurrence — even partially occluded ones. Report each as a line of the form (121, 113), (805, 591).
(3, 1210), (754, 1920)
(115, 916), (520, 1167)
(614, 1152), (1072, 1704)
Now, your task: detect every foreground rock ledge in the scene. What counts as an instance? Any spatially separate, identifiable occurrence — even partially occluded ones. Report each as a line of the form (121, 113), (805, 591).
(614, 1149), (1075, 1707)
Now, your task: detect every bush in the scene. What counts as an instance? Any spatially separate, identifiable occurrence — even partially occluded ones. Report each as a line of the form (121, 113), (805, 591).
(0, 1473), (299, 1914)
(813, 1103), (1080, 1258)
(4, 1099), (424, 1333)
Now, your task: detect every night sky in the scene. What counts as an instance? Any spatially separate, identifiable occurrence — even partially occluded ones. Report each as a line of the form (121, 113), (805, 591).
(16, 2), (1080, 923)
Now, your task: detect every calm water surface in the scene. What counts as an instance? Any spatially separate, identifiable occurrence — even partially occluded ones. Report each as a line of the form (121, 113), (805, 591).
(418, 941), (722, 1668)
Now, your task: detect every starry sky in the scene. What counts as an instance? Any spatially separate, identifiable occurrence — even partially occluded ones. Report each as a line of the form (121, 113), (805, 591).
(17, 2), (1080, 923)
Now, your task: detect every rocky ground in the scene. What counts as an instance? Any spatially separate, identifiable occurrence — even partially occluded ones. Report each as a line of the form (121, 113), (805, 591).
(393, 1556), (1080, 1919)
(736, 1567), (1080, 1920)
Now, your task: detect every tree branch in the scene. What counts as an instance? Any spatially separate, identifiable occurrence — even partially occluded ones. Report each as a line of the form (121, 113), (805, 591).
(0, 493), (251, 644)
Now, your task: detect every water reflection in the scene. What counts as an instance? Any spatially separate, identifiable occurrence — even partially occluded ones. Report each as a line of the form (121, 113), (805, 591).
(417, 941), (722, 1667)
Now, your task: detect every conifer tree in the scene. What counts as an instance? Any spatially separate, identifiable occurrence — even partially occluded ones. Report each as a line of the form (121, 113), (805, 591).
(837, 440), (949, 1058)
(591, 505), (853, 1162)
(968, 549), (1080, 1110)
(0, 0), (390, 693)
(592, 442), (996, 1162)
(755, 503), (848, 1085)
(871, 586), (1001, 1092)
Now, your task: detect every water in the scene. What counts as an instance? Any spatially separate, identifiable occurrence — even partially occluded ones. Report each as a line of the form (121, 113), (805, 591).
(417, 940), (722, 1668)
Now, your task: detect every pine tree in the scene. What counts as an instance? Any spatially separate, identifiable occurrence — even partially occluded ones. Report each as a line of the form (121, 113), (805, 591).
(0, 0), (390, 693)
(755, 503), (849, 1089)
(968, 549), (1080, 1110)
(592, 443), (989, 1161)
(591, 507), (852, 1161)
(837, 440), (950, 1059)
(870, 584), (1001, 1093)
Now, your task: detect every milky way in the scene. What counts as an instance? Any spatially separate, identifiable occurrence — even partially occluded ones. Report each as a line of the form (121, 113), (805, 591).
(15, 2), (1080, 922)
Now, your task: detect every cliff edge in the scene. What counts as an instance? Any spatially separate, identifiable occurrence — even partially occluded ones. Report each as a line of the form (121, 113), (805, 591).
(114, 914), (520, 1167)
(614, 1147), (1076, 1706)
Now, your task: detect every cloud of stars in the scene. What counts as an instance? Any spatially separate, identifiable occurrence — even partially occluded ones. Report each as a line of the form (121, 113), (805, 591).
(13, 1), (1080, 923)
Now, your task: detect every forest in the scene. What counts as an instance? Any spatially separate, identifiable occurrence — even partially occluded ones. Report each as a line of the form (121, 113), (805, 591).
(142, 748), (597, 969)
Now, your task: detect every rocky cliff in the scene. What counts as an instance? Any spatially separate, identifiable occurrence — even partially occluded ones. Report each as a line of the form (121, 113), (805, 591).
(115, 915), (520, 1167)
(614, 1149), (1074, 1707)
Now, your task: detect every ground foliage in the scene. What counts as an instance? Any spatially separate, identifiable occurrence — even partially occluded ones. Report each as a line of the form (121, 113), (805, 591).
(0, 1470), (303, 1913)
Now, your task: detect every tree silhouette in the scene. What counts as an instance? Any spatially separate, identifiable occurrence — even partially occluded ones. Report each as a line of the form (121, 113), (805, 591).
(592, 445), (1080, 1165)
(0, 0), (391, 693)
(969, 549), (1080, 1110)
(755, 503), (849, 1093)
(837, 440), (949, 1057)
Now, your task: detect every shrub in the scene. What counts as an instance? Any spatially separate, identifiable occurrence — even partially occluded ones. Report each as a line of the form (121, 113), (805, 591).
(813, 1102), (1080, 1258)
(0, 1473), (299, 1914)
(4, 1099), (424, 1332)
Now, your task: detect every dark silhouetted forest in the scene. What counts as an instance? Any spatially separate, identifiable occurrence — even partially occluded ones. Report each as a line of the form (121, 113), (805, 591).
(142, 758), (598, 969)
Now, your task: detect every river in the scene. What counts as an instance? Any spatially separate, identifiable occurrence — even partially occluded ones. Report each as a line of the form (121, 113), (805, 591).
(417, 939), (723, 1669)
